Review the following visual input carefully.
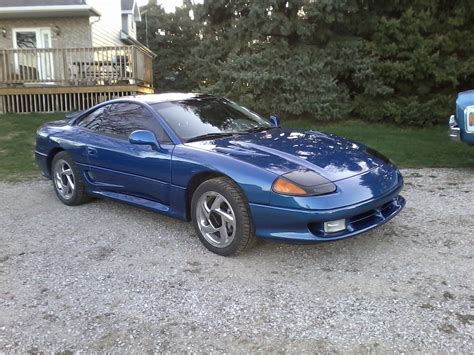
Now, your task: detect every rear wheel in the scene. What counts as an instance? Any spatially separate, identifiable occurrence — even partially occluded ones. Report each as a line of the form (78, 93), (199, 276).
(51, 151), (91, 206)
(191, 177), (255, 256)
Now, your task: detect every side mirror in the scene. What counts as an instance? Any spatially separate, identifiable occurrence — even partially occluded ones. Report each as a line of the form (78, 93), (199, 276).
(129, 130), (160, 149)
(269, 114), (281, 128)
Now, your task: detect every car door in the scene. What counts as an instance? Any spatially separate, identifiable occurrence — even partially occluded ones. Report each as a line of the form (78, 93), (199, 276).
(77, 102), (173, 205)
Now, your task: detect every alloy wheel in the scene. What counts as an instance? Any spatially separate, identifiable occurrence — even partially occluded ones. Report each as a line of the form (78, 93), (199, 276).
(54, 159), (75, 200)
(196, 191), (236, 248)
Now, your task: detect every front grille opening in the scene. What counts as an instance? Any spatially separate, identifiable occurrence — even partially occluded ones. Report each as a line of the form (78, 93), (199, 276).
(381, 200), (397, 217)
(308, 197), (400, 238)
(350, 213), (381, 231)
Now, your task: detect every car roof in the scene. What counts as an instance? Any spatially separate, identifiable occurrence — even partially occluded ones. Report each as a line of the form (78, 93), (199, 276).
(128, 93), (214, 104)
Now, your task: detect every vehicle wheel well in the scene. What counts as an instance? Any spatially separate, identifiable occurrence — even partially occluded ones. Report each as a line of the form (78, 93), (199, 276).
(186, 171), (227, 220)
(47, 148), (64, 175)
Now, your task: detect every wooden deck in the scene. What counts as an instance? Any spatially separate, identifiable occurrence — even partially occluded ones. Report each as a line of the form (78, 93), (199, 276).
(0, 45), (154, 113)
(0, 85), (153, 113)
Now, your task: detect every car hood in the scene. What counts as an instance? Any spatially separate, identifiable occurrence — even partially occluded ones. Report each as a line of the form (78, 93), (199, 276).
(186, 128), (383, 181)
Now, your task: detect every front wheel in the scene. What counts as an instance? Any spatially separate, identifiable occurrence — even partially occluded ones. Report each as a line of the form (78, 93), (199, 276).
(191, 177), (255, 256)
(51, 151), (91, 206)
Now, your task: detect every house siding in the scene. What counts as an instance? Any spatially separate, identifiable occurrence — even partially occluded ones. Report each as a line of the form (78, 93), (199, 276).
(88, 0), (124, 47)
(121, 14), (137, 40)
(0, 17), (92, 49)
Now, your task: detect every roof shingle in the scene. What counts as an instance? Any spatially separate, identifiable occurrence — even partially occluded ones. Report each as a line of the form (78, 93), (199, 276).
(0, 0), (86, 7)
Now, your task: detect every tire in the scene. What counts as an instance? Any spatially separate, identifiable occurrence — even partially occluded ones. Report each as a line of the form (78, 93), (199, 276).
(191, 177), (255, 256)
(51, 151), (91, 206)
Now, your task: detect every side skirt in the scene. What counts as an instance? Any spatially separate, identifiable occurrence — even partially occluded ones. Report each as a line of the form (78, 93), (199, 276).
(86, 186), (188, 221)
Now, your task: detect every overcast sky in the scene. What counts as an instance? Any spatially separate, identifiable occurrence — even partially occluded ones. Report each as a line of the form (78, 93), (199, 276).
(137, 0), (202, 13)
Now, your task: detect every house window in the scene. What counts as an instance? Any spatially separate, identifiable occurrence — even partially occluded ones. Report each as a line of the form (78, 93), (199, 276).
(42, 32), (50, 48)
(13, 28), (51, 49)
(12, 28), (53, 81)
(15, 31), (37, 48)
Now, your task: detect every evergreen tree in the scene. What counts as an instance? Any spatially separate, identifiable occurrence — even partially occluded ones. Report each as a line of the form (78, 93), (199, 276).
(186, 0), (353, 119)
(137, 0), (201, 92)
(139, 0), (474, 126)
(355, 0), (474, 125)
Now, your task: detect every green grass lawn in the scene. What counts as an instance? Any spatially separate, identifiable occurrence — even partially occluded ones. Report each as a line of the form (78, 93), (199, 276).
(0, 113), (472, 181)
(285, 119), (474, 169)
(0, 113), (64, 181)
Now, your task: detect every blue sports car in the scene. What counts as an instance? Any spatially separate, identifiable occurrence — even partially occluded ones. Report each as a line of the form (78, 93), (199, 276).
(35, 93), (405, 255)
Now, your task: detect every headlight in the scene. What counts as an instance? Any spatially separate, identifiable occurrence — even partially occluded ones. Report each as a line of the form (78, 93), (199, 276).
(466, 107), (474, 131)
(272, 170), (336, 196)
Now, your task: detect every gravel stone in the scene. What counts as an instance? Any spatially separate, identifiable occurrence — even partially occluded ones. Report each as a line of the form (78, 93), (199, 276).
(0, 168), (473, 352)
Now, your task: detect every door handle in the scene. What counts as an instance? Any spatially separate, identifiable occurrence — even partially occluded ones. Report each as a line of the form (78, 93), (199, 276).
(87, 147), (98, 156)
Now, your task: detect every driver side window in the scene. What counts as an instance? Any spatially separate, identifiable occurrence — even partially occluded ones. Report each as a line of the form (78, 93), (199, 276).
(76, 104), (110, 132)
(77, 103), (171, 144)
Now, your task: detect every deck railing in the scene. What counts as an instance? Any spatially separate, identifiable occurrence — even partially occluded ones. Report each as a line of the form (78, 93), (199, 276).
(0, 45), (153, 87)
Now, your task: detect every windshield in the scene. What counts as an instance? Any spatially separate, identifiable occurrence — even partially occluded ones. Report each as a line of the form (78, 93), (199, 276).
(151, 97), (272, 142)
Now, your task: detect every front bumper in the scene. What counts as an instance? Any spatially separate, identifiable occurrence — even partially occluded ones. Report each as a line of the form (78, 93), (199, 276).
(448, 115), (461, 141)
(249, 186), (405, 242)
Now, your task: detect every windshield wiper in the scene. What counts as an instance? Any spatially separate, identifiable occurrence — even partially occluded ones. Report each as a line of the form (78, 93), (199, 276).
(240, 126), (272, 134)
(186, 127), (271, 143)
(186, 132), (236, 143)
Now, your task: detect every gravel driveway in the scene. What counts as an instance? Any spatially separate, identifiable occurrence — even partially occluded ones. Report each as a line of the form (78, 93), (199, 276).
(0, 169), (473, 352)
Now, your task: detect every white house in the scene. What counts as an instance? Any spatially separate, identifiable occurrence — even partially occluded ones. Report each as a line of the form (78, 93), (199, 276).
(0, 0), (155, 113)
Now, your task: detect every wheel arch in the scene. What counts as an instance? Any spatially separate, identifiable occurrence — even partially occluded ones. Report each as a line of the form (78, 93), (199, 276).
(185, 170), (246, 221)
(46, 147), (65, 175)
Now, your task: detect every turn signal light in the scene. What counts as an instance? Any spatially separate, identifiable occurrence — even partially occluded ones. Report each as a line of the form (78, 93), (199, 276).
(272, 177), (307, 195)
(470, 112), (473, 127)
